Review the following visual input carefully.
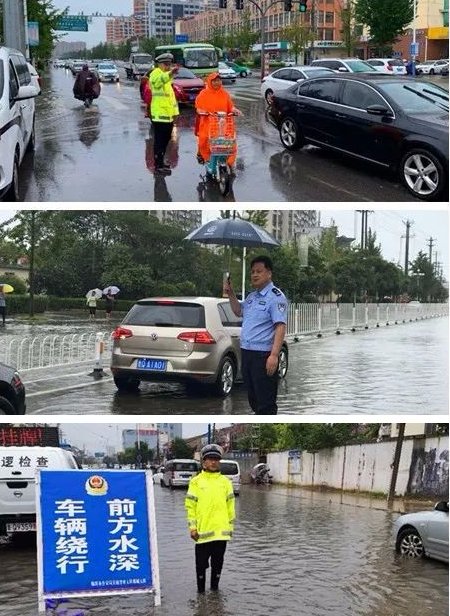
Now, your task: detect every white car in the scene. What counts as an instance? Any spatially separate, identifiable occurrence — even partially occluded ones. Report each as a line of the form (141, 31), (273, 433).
(416, 59), (449, 75)
(218, 61), (237, 83)
(0, 46), (40, 201)
(311, 58), (379, 73)
(96, 62), (120, 82)
(365, 58), (407, 75)
(261, 66), (334, 103)
(392, 501), (448, 563)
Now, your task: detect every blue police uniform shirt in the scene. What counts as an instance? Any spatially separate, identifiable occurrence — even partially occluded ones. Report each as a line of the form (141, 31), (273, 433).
(240, 281), (288, 352)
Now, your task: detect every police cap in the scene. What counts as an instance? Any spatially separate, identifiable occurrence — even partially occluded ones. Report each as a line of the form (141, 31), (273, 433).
(200, 444), (223, 461)
(155, 52), (174, 63)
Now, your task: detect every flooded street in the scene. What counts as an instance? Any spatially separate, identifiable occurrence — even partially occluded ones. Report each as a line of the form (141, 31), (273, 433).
(1, 485), (447, 615)
(14, 68), (422, 202)
(6, 315), (447, 414)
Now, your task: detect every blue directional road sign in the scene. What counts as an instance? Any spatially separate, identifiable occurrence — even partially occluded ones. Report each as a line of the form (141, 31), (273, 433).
(55, 15), (88, 32)
(37, 470), (160, 603)
(175, 34), (189, 43)
(410, 42), (419, 56)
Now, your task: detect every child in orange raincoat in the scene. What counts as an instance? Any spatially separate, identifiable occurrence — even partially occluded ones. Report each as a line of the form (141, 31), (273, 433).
(194, 72), (241, 167)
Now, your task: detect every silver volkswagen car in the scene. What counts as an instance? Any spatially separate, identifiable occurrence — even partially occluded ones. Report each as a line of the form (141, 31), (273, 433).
(110, 297), (289, 396)
(392, 500), (448, 563)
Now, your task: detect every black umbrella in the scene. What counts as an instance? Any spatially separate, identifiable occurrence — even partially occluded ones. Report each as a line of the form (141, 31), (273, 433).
(184, 218), (281, 249)
(184, 218), (280, 297)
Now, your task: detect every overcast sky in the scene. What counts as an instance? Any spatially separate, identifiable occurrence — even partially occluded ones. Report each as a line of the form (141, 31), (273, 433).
(53, 1), (133, 47)
(1, 209), (448, 277)
(59, 423), (229, 453)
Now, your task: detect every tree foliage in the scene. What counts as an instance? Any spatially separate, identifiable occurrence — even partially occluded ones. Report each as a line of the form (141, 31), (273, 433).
(339, 1), (362, 57)
(168, 437), (194, 459)
(280, 16), (314, 64)
(355, 0), (414, 47)
(26, 0), (67, 65)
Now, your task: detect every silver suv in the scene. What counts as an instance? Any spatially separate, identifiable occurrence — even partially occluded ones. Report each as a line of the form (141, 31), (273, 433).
(110, 297), (289, 396)
(311, 58), (378, 73)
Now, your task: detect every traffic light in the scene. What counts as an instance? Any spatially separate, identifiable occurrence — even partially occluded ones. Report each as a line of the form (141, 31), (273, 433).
(284, 0), (292, 9)
(299, 0), (308, 11)
(235, 0), (244, 9)
(219, 0), (227, 7)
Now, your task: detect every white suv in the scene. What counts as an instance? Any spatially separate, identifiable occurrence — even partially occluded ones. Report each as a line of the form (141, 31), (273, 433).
(311, 58), (378, 73)
(0, 46), (40, 201)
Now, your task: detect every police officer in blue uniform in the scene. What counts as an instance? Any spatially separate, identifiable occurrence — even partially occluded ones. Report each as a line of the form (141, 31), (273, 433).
(225, 255), (287, 414)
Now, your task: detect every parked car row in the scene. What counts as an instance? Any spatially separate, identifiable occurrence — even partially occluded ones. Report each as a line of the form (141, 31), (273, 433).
(156, 458), (241, 494)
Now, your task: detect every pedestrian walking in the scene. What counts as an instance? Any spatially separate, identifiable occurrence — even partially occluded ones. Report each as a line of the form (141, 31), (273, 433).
(185, 444), (235, 594)
(225, 255), (287, 414)
(149, 53), (180, 175)
(86, 291), (97, 320)
(104, 293), (114, 320)
(0, 286), (6, 326)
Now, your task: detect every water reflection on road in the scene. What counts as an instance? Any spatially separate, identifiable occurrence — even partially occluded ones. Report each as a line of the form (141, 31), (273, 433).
(1, 486), (447, 615)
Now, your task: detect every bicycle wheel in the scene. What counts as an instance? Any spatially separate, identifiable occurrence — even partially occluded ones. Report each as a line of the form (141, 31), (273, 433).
(218, 165), (231, 196)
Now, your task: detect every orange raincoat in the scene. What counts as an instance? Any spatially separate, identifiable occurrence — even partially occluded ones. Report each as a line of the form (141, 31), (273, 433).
(195, 73), (237, 166)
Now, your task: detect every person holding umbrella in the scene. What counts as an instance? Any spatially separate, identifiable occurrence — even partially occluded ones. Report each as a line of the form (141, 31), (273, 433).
(0, 285), (6, 326)
(224, 255), (287, 415)
(103, 286), (120, 320)
(85, 289), (102, 320)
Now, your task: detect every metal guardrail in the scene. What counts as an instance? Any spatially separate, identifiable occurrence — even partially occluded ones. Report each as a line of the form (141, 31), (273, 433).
(0, 303), (447, 372)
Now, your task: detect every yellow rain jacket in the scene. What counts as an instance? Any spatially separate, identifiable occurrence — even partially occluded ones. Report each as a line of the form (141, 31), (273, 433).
(185, 471), (235, 544)
(149, 67), (179, 123)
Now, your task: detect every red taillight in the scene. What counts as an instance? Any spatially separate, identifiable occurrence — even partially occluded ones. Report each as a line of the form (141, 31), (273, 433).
(112, 327), (133, 340)
(156, 300), (175, 305)
(177, 331), (216, 344)
(172, 84), (182, 96)
(387, 65), (393, 71)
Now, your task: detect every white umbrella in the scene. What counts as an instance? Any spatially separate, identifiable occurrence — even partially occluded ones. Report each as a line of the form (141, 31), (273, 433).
(103, 286), (120, 296)
(85, 288), (103, 299)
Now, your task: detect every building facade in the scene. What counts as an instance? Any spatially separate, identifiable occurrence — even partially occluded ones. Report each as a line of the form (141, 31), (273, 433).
(106, 16), (136, 44)
(152, 210), (202, 230)
(177, 2), (344, 61)
(149, 0), (211, 39)
(156, 423), (183, 442)
(392, 0), (448, 60)
(265, 210), (317, 244)
(122, 428), (158, 450)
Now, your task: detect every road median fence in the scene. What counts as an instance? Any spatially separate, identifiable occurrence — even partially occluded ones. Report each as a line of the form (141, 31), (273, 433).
(0, 303), (447, 373)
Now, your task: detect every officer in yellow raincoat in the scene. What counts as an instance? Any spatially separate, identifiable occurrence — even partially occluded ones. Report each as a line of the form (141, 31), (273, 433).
(149, 53), (179, 175)
(185, 444), (235, 593)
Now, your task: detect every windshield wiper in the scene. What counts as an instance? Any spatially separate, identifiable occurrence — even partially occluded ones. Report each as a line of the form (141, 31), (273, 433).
(422, 87), (449, 102)
(403, 85), (449, 111)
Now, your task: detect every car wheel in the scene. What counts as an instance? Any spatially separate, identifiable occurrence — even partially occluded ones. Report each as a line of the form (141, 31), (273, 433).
(279, 117), (303, 151)
(241, 71), (247, 77)
(113, 376), (140, 392)
(278, 346), (289, 379)
(396, 527), (425, 558)
(26, 118), (36, 153)
(160, 479), (165, 487)
(213, 356), (235, 397)
(4, 153), (20, 201)
(264, 89), (274, 104)
(0, 396), (16, 415)
(429, 68), (435, 75)
(401, 148), (444, 200)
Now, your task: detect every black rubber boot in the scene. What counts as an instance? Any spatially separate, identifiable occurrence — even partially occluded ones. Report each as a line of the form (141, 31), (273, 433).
(197, 572), (206, 593)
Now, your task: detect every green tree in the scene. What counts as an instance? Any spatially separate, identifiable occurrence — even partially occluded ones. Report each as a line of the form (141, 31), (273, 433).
(339, 1), (362, 57)
(280, 15), (314, 64)
(355, 0), (414, 48)
(26, 0), (67, 65)
(0, 273), (27, 294)
(208, 26), (227, 51)
(169, 437), (194, 459)
(233, 10), (259, 59)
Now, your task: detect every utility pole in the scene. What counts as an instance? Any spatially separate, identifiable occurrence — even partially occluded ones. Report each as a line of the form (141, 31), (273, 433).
(3, 0), (27, 55)
(387, 423), (405, 507)
(357, 210), (371, 249)
(29, 212), (36, 318)
(403, 219), (414, 275)
(427, 237), (436, 264)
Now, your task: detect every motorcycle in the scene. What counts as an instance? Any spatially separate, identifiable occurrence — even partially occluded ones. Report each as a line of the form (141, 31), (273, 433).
(74, 74), (100, 108)
(197, 111), (238, 196)
(250, 463), (273, 485)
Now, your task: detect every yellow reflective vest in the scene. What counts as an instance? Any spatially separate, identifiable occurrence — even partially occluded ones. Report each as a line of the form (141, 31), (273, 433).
(185, 471), (235, 544)
(149, 67), (179, 123)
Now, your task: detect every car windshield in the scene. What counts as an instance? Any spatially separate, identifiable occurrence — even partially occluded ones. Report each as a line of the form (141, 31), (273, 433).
(124, 302), (206, 327)
(185, 48), (217, 69)
(219, 62), (229, 69)
(98, 63), (116, 70)
(345, 60), (377, 72)
(379, 81), (449, 113)
(220, 462), (238, 475)
(174, 67), (197, 79)
(134, 55), (151, 64)
(303, 68), (334, 77)
(387, 59), (404, 66)
(174, 462), (198, 471)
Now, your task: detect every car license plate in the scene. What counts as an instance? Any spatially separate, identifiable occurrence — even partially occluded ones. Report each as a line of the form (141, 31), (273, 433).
(6, 522), (36, 532)
(137, 358), (167, 371)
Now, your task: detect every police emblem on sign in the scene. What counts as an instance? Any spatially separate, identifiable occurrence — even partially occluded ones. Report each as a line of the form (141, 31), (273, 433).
(278, 303), (286, 313)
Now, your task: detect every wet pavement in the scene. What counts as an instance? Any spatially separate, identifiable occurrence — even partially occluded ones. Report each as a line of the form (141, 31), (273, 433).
(1, 485), (448, 616)
(14, 68), (425, 202)
(5, 314), (446, 415)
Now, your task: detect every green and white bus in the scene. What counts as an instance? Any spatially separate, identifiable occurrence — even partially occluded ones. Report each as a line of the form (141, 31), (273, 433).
(154, 43), (219, 77)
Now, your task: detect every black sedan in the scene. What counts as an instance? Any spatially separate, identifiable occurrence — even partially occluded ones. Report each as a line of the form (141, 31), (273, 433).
(0, 362), (26, 414)
(268, 74), (449, 200)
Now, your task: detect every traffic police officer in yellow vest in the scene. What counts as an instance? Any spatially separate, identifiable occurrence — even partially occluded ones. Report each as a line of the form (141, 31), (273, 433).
(225, 254), (288, 415)
(185, 444), (235, 593)
(149, 53), (179, 175)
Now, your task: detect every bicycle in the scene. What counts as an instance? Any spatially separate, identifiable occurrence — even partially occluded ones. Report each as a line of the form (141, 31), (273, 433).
(197, 111), (238, 197)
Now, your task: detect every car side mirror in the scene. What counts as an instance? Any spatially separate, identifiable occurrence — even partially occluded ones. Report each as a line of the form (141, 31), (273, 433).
(338, 67), (348, 72)
(367, 104), (393, 117)
(434, 501), (449, 513)
(14, 84), (40, 101)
